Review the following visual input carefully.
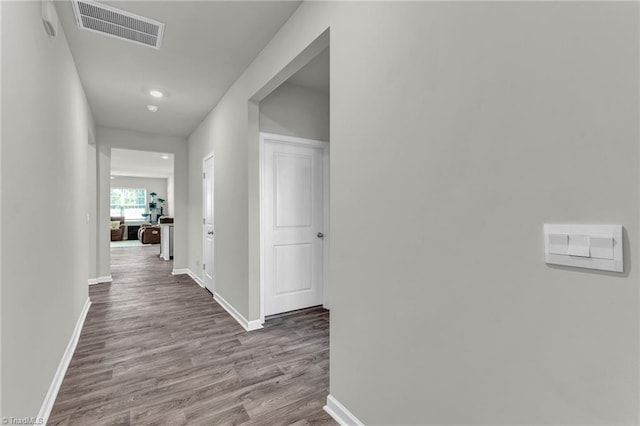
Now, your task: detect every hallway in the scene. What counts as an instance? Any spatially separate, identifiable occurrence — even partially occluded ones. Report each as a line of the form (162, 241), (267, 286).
(48, 246), (333, 425)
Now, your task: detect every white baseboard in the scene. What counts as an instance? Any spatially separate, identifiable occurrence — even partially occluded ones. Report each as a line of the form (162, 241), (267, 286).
(172, 269), (204, 288)
(324, 394), (364, 426)
(246, 318), (263, 331)
(37, 297), (91, 425)
(213, 291), (263, 332)
(88, 275), (112, 285)
(172, 272), (261, 332)
(188, 270), (204, 288)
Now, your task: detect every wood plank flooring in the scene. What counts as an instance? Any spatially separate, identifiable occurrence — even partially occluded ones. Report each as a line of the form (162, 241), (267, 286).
(49, 245), (334, 425)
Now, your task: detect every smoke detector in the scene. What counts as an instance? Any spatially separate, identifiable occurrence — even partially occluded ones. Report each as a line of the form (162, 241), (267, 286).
(71, 0), (164, 49)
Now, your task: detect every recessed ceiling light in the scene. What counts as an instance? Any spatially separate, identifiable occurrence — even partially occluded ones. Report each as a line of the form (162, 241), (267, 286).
(160, 154), (170, 160)
(149, 90), (163, 98)
(147, 105), (159, 112)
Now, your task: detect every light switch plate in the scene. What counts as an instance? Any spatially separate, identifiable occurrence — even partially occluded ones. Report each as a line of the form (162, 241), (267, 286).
(567, 234), (590, 257)
(544, 224), (623, 272)
(590, 236), (614, 260)
(548, 234), (568, 255)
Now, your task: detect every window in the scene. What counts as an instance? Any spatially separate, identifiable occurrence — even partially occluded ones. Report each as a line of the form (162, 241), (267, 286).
(110, 188), (147, 220)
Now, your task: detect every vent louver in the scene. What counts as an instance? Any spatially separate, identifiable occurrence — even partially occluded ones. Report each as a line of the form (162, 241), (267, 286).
(72, 0), (164, 49)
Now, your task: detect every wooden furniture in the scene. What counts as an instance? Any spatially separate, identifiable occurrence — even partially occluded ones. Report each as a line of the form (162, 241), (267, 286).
(124, 220), (152, 240)
(110, 216), (125, 241)
(138, 225), (160, 244)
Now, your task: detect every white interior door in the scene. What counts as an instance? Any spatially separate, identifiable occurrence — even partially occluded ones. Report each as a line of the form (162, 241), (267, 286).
(203, 155), (215, 293)
(263, 135), (327, 316)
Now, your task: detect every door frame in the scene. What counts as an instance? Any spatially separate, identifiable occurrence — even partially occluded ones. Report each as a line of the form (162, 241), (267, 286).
(259, 132), (330, 323)
(202, 152), (215, 294)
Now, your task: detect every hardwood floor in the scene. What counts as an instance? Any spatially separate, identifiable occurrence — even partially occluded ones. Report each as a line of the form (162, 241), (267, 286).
(49, 245), (334, 425)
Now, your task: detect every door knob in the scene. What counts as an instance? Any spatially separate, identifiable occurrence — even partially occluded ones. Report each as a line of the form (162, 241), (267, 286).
(317, 232), (324, 239)
(208, 231), (214, 235)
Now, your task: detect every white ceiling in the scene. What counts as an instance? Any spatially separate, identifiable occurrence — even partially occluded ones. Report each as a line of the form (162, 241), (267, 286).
(56, 1), (301, 137)
(288, 48), (329, 92)
(111, 148), (174, 178)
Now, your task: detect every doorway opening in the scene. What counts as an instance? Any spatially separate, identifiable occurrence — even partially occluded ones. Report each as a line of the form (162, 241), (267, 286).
(202, 153), (215, 294)
(255, 41), (330, 322)
(109, 148), (175, 262)
(261, 133), (329, 319)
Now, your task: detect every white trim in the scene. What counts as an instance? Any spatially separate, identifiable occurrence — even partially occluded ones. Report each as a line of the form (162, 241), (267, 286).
(88, 275), (112, 285)
(0, 2), (3, 416)
(213, 291), (263, 332)
(172, 268), (204, 289)
(322, 140), (330, 310)
(202, 152), (215, 293)
(245, 318), (263, 331)
(259, 133), (264, 323)
(259, 132), (330, 321)
(259, 132), (266, 323)
(37, 298), (91, 425)
(324, 395), (364, 426)
(261, 132), (329, 149)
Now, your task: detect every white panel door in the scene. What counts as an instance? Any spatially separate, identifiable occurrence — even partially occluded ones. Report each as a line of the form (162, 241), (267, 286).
(203, 155), (215, 293)
(264, 138), (326, 316)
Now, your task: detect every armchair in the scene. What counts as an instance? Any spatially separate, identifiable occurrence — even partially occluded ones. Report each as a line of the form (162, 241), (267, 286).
(110, 216), (125, 241)
(138, 224), (161, 244)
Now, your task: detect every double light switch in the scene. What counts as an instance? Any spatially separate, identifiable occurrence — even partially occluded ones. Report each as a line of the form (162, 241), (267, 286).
(544, 224), (622, 272)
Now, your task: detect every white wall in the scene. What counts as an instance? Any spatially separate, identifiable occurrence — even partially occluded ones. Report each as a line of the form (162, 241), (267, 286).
(259, 81), (329, 141)
(0, 1), (4, 417)
(96, 140), (110, 279)
(110, 176), (169, 219)
(87, 142), (97, 281)
(96, 126), (187, 278)
(167, 174), (175, 217)
(188, 91), (249, 315)
(1, 1), (95, 417)
(187, 2), (639, 424)
(185, 81), (329, 288)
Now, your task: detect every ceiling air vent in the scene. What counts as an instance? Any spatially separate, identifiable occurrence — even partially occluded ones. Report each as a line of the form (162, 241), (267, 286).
(71, 0), (164, 49)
